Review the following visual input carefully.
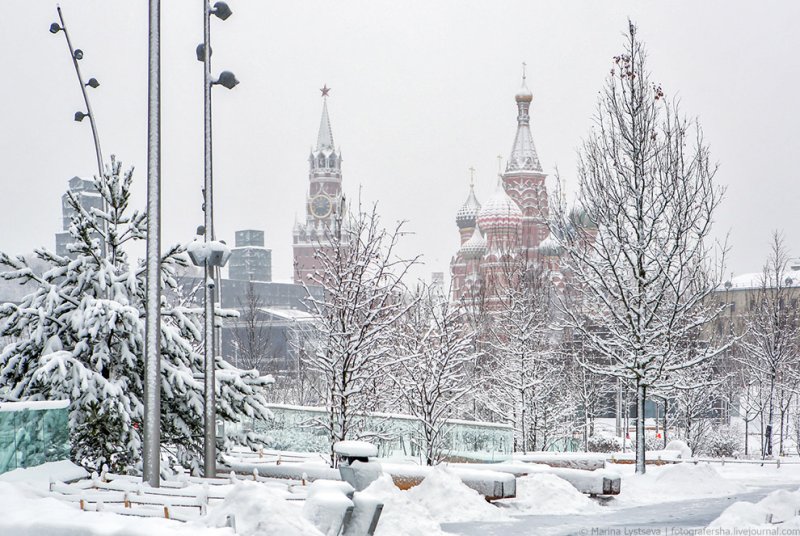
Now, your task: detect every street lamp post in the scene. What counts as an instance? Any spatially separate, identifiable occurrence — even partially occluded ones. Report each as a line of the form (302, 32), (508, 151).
(50, 6), (110, 261)
(50, 7), (104, 178)
(199, 0), (237, 478)
(143, 0), (162, 488)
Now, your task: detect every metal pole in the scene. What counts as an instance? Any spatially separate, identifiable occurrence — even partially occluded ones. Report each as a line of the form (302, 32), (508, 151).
(56, 6), (104, 177)
(55, 6), (109, 261)
(143, 0), (162, 487)
(202, 0), (217, 478)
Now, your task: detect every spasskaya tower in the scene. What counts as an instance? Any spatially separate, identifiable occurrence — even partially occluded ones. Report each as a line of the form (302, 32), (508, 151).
(293, 85), (344, 283)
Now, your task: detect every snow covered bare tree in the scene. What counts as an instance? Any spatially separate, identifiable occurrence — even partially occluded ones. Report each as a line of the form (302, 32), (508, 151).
(302, 200), (418, 465)
(0, 158), (272, 473)
(481, 252), (564, 452)
(553, 22), (726, 473)
(388, 283), (476, 464)
(738, 232), (800, 457)
(231, 281), (273, 373)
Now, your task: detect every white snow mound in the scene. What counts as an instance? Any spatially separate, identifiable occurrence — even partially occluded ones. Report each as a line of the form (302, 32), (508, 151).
(363, 474), (453, 536)
(708, 501), (772, 529)
(203, 481), (322, 536)
(710, 489), (800, 528)
(654, 462), (744, 496)
(498, 473), (601, 515)
(406, 467), (508, 523)
(664, 439), (692, 459)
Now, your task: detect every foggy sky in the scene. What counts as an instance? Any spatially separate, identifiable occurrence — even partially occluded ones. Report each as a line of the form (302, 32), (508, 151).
(1, 1), (798, 283)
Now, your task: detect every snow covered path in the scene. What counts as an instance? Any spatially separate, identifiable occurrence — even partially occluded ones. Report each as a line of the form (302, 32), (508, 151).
(444, 483), (798, 535)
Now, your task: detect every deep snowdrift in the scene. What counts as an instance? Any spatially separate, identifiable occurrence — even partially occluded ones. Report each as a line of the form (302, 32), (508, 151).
(709, 488), (800, 529)
(497, 472), (602, 515)
(203, 480), (322, 536)
(405, 467), (508, 523)
(615, 462), (745, 506)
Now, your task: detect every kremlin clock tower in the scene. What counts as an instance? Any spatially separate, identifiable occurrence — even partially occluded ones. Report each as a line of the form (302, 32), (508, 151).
(293, 86), (345, 283)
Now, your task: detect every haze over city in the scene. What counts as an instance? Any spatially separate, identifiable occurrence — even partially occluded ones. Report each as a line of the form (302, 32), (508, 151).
(2, 1), (798, 280)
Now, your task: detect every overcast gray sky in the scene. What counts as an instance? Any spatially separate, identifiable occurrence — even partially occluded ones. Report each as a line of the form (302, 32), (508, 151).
(1, 1), (798, 283)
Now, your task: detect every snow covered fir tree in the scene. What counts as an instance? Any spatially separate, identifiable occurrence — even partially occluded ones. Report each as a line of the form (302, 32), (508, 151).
(0, 158), (272, 473)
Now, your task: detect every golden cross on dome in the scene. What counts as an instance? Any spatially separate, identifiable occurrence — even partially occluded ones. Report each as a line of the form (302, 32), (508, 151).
(497, 155), (503, 174)
(320, 84), (331, 97)
(522, 62), (527, 81)
(468, 167), (476, 187)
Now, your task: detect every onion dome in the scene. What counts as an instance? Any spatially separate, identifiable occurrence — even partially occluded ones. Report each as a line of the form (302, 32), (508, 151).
(569, 206), (598, 230)
(456, 183), (481, 229)
(506, 67), (543, 174)
(515, 78), (533, 103)
(477, 176), (523, 233)
(460, 226), (487, 259)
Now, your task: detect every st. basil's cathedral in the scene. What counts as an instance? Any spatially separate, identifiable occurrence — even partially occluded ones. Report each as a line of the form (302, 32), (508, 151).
(450, 73), (591, 306)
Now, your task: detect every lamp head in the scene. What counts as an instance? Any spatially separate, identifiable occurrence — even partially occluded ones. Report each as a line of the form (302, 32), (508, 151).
(212, 2), (233, 20)
(214, 70), (239, 90)
(85, 78), (100, 89)
(196, 43), (211, 62)
(74, 111), (89, 122)
(49, 23), (62, 34)
(73, 49), (84, 60)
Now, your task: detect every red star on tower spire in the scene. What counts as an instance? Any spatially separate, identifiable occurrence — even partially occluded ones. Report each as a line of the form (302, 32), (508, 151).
(320, 84), (331, 97)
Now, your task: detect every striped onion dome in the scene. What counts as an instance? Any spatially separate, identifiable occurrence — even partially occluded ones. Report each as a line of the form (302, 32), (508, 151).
(460, 226), (487, 259)
(477, 176), (522, 233)
(456, 184), (481, 229)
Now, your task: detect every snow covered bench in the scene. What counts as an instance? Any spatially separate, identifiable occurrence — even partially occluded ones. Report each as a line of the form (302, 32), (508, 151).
(513, 452), (607, 471)
(452, 462), (621, 496)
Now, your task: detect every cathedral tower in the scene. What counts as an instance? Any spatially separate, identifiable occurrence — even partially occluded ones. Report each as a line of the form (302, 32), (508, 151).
(502, 68), (549, 254)
(293, 86), (345, 283)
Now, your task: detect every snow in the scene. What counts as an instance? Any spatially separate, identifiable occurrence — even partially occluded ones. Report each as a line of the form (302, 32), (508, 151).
(612, 462), (746, 507)
(0, 480), (231, 536)
(664, 439), (692, 459)
(333, 440), (378, 458)
(709, 489), (800, 529)
(0, 460), (87, 489)
(0, 399), (69, 412)
(362, 474), (454, 536)
(496, 473), (602, 515)
(203, 480), (322, 536)
(405, 468), (508, 523)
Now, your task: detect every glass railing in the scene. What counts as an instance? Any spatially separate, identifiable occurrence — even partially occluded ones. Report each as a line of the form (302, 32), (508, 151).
(246, 404), (513, 462)
(0, 400), (70, 474)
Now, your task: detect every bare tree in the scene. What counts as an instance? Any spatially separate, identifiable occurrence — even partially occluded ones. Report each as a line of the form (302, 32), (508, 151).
(738, 232), (800, 458)
(302, 200), (419, 465)
(387, 283), (476, 465)
(553, 21), (726, 473)
(480, 251), (566, 453)
(231, 281), (272, 373)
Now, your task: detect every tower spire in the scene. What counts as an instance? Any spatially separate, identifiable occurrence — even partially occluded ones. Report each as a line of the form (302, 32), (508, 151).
(506, 64), (542, 174)
(317, 85), (334, 151)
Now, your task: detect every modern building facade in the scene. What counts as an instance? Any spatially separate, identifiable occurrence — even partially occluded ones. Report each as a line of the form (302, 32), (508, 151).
(55, 176), (103, 257)
(228, 229), (272, 282)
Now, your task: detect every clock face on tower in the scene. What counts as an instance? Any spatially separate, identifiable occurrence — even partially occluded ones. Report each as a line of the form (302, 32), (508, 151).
(310, 195), (332, 219)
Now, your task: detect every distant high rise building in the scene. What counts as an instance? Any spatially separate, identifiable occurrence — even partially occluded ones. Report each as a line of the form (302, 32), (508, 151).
(293, 86), (345, 283)
(228, 229), (272, 282)
(55, 176), (103, 257)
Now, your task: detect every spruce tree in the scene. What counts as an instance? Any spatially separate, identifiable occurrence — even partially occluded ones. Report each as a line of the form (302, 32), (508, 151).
(0, 157), (272, 473)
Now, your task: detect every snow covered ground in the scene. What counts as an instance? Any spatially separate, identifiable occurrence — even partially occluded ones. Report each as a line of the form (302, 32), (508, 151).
(1, 459), (799, 535)
(445, 461), (800, 535)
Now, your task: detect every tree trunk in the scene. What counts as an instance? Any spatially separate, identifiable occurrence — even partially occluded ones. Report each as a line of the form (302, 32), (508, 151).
(635, 381), (647, 474)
